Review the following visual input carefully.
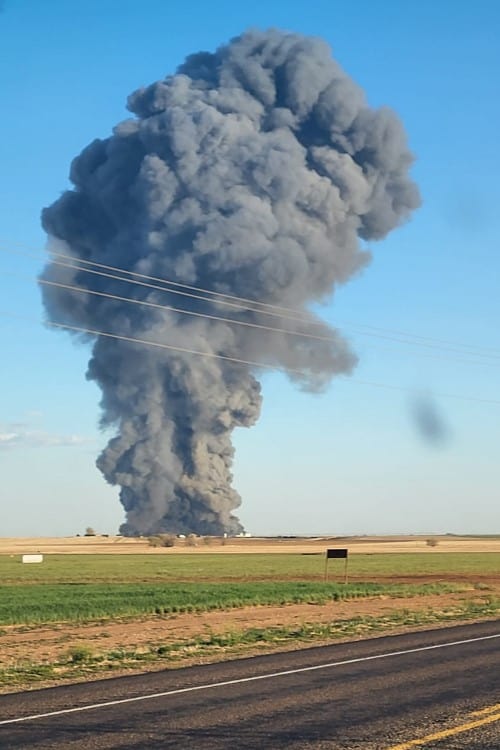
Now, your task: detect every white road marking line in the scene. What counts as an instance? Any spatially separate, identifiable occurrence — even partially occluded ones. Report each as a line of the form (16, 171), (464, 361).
(0, 632), (499, 726)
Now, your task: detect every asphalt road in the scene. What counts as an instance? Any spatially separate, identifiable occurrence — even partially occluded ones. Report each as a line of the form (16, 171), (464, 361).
(0, 620), (499, 749)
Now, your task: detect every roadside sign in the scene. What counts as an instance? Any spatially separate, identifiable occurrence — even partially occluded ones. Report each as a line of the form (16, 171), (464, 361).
(326, 548), (348, 559)
(324, 548), (349, 583)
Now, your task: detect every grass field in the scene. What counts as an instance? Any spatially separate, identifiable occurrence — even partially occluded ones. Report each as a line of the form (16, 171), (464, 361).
(0, 581), (466, 626)
(1, 543), (499, 692)
(1, 551), (498, 626)
(2, 551), (500, 584)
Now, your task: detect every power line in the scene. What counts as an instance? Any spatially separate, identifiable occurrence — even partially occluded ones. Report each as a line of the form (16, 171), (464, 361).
(46, 247), (304, 318)
(39, 261), (500, 360)
(352, 339), (500, 369)
(36, 276), (337, 344)
(2, 242), (499, 358)
(24, 273), (500, 367)
(4, 267), (500, 368)
(1, 308), (499, 406)
(1, 244), (316, 323)
(0, 310), (309, 375)
(3, 244), (500, 373)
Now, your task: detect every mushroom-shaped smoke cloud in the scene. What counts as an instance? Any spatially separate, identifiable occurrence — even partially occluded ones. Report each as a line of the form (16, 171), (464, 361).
(40, 29), (420, 536)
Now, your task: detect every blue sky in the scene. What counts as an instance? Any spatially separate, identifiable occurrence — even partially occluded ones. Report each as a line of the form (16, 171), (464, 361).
(1, 0), (499, 536)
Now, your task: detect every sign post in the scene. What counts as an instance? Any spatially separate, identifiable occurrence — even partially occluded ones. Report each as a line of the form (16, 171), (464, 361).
(324, 548), (349, 583)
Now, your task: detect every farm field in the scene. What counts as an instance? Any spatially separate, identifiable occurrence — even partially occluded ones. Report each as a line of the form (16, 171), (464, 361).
(0, 580), (465, 626)
(2, 550), (500, 584)
(2, 534), (500, 555)
(0, 535), (499, 693)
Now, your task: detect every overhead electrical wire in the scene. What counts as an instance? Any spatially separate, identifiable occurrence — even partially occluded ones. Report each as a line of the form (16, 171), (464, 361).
(1, 244), (321, 323)
(3, 240), (500, 356)
(1, 308), (499, 406)
(2, 269), (497, 369)
(2, 241), (500, 399)
(1, 242), (499, 359)
(37, 275), (336, 344)
(0, 309), (316, 375)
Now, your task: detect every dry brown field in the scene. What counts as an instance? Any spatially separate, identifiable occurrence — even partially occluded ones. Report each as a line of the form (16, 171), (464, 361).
(2, 534), (500, 555)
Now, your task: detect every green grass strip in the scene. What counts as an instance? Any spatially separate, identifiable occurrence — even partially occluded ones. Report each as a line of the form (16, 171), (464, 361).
(0, 581), (463, 625)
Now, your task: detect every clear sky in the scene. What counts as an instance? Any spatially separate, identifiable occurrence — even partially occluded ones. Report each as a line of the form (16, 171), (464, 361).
(1, 0), (499, 537)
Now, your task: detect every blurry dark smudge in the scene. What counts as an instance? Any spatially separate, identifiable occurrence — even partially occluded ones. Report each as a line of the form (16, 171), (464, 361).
(411, 393), (450, 445)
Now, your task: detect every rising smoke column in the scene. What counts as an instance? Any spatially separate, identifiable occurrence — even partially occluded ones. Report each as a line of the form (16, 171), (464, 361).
(40, 29), (420, 536)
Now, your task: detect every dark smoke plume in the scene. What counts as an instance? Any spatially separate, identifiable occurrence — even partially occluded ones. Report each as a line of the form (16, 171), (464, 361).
(40, 29), (420, 535)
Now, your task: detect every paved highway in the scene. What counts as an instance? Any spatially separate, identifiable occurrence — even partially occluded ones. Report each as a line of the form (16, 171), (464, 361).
(0, 620), (499, 749)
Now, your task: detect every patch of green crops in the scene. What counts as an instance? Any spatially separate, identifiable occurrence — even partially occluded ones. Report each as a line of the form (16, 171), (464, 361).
(0, 581), (463, 625)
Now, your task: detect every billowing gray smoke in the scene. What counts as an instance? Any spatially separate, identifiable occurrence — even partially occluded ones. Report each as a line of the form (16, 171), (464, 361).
(40, 29), (420, 535)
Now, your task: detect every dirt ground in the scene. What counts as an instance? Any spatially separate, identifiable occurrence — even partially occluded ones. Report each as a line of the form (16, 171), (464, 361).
(1, 536), (499, 693)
